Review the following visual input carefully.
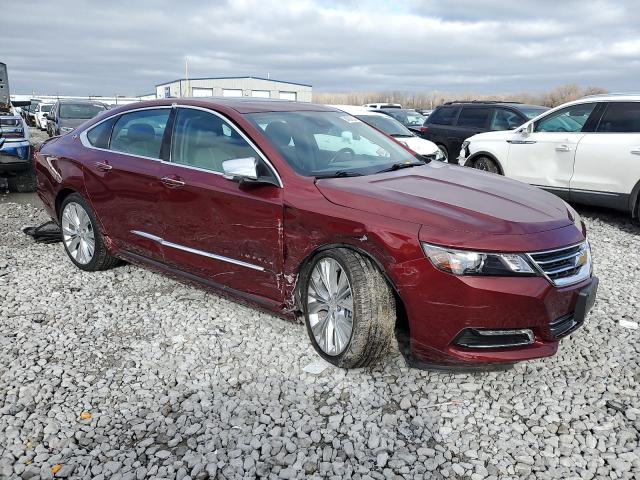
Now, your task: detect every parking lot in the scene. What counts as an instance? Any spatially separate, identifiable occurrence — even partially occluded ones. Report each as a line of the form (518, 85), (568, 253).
(0, 130), (638, 479)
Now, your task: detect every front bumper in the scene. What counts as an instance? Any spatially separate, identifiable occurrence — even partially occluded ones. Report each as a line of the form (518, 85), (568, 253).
(0, 140), (32, 173)
(395, 256), (597, 366)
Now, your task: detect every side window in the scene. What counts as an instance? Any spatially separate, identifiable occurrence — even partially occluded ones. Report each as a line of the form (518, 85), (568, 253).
(491, 108), (524, 131)
(457, 107), (492, 129)
(86, 116), (117, 149)
(535, 103), (596, 133)
(171, 108), (260, 173)
(110, 109), (170, 159)
(597, 102), (640, 133)
(428, 106), (457, 125)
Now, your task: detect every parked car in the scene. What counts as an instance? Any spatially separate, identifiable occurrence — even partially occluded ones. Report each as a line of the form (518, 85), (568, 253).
(25, 100), (41, 127)
(420, 101), (549, 163)
(363, 103), (402, 109)
(459, 94), (640, 219)
(35, 103), (53, 130)
(46, 100), (108, 137)
(374, 108), (427, 134)
(36, 98), (597, 369)
(0, 62), (34, 192)
(416, 109), (433, 117)
(331, 105), (444, 161)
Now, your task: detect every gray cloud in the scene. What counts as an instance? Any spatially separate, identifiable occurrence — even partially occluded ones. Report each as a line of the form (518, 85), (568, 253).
(3, 0), (639, 96)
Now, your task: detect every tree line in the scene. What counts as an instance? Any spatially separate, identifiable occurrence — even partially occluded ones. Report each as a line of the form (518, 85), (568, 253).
(313, 84), (608, 109)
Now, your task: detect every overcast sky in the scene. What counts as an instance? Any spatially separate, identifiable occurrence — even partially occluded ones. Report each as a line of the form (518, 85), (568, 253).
(4, 0), (640, 96)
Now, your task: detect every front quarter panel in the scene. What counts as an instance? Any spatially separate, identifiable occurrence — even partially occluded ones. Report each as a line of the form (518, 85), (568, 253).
(465, 131), (513, 172)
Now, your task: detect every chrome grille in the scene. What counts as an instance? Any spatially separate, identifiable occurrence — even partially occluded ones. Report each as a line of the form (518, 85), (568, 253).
(527, 241), (591, 287)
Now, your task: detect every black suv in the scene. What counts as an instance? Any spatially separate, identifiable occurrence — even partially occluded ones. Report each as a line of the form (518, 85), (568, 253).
(419, 101), (548, 163)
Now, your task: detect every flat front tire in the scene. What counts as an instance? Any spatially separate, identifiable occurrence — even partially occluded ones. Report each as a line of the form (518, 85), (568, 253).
(303, 248), (396, 368)
(59, 193), (119, 271)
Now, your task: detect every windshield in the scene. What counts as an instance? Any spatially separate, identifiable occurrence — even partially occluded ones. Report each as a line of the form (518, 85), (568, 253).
(246, 111), (420, 177)
(59, 103), (106, 119)
(519, 106), (549, 119)
(358, 114), (413, 136)
(41, 104), (53, 113)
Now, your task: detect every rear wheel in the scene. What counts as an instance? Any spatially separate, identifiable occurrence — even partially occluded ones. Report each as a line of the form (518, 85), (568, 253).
(473, 156), (501, 174)
(303, 248), (396, 368)
(59, 193), (120, 271)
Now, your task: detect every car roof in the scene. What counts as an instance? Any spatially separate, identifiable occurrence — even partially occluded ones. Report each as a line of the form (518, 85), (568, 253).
(328, 105), (388, 116)
(56, 99), (109, 106)
(107, 98), (334, 115)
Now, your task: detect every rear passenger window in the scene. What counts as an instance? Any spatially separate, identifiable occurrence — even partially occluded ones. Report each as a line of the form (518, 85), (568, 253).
(597, 102), (640, 133)
(171, 108), (259, 173)
(427, 106), (457, 125)
(87, 116), (117, 149)
(457, 107), (492, 128)
(110, 109), (170, 159)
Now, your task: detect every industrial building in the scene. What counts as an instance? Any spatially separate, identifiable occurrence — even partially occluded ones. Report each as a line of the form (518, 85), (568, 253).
(155, 76), (312, 102)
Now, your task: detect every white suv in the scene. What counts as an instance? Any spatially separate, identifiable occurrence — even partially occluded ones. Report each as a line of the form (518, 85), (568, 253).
(458, 94), (640, 219)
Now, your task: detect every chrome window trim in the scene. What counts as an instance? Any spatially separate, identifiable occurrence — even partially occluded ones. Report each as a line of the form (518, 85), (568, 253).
(131, 230), (265, 271)
(170, 105), (283, 188)
(79, 104), (283, 187)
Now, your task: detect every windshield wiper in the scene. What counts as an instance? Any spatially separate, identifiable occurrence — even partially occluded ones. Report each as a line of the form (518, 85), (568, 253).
(390, 133), (414, 138)
(375, 161), (424, 174)
(314, 170), (364, 179)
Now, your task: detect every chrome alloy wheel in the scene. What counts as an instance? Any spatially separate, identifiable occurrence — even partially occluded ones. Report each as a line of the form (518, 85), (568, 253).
(61, 202), (95, 265)
(307, 258), (354, 356)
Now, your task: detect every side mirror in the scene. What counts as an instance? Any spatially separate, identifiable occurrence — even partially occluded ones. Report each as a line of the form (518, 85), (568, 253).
(223, 157), (258, 181)
(519, 123), (534, 136)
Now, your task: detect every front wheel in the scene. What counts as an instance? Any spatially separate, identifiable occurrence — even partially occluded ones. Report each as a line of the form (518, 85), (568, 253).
(473, 156), (501, 174)
(303, 248), (396, 368)
(59, 193), (120, 271)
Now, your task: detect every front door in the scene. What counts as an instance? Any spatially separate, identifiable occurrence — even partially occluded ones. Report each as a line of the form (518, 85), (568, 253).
(158, 107), (284, 303)
(82, 107), (171, 261)
(505, 102), (598, 195)
(572, 101), (640, 207)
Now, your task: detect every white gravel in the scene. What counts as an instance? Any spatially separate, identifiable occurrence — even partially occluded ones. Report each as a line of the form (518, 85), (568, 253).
(1, 197), (639, 479)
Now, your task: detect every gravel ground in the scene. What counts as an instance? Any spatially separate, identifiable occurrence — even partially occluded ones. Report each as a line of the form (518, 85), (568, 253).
(1, 139), (639, 478)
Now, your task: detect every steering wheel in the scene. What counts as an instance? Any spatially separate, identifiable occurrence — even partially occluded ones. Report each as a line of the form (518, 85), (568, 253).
(328, 147), (355, 165)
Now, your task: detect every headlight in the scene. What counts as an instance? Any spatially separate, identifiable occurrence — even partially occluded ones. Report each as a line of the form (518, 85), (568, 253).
(422, 242), (536, 276)
(434, 149), (445, 161)
(461, 140), (470, 151)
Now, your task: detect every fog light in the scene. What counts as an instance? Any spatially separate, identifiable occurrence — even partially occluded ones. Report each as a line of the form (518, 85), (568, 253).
(453, 328), (534, 349)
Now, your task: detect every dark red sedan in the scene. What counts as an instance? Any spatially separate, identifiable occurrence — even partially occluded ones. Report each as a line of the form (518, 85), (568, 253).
(35, 98), (598, 368)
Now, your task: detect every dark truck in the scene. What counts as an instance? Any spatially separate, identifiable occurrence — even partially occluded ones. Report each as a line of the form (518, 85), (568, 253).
(0, 62), (34, 192)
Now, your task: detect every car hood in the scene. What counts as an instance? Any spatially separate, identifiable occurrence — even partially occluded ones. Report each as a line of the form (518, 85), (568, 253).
(395, 136), (438, 155)
(315, 162), (574, 236)
(467, 129), (517, 142)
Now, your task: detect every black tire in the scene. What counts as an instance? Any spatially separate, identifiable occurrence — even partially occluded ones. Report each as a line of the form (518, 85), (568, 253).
(302, 248), (396, 368)
(473, 156), (501, 174)
(7, 165), (36, 193)
(59, 193), (120, 271)
(436, 144), (449, 163)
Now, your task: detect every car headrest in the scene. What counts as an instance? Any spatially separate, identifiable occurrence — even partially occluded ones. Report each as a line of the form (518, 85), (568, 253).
(126, 123), (156, 142)
(264, 121), (293, 148)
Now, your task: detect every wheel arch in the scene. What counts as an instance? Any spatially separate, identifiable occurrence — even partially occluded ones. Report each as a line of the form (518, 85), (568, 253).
(292, 242), (409, 334)
(54, 188), (78, 219)
(630, 178), (640, 219)
(466, 151), (505, 175)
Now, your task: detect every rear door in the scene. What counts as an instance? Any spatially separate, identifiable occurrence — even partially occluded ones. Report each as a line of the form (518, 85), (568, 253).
(158, 106), (284, 303)
(422, 105), (459, 160)
(452, 106), (493, 155)
(81, 107), (171, 261)
(571, 101), (640, 208)
(505, 102), (598, 194)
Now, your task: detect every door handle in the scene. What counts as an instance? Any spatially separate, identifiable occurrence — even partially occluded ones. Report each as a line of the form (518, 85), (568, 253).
(631, 148), (640, 155)
(555, 144), (572, 152)
(161, 176), (185, 188)
(94, 161), (112, 171)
